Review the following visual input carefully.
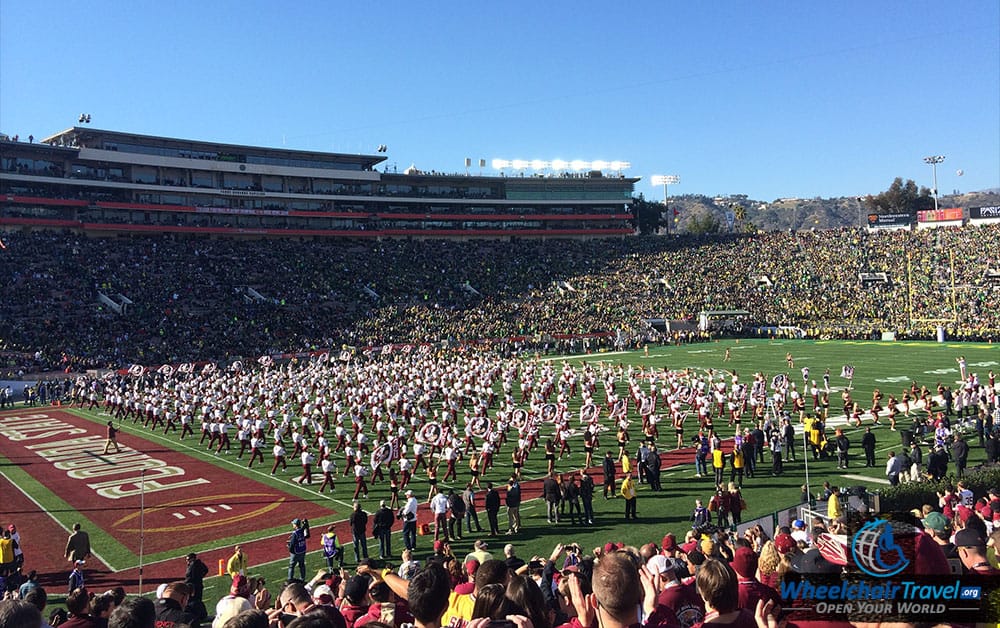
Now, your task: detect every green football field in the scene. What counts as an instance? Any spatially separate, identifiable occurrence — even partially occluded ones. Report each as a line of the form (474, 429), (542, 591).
(11, 338), (997, 603)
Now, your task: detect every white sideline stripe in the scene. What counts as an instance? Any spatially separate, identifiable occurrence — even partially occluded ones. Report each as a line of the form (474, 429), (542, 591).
(204, 507), (217, 514)
(188, 510), (201, 516)
(0, 469), (119, 571)
(173, 513), (185, 520)
(219, 504), (232, 510)
(841, 474), (890, 485)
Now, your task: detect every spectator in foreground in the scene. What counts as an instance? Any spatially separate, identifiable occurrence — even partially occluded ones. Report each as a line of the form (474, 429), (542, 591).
(407, 563), (451, 628)
(0, 599), (43, 628)
(693, 558), (758, 627)
(588, 551), (643, 628)
(60, 589), (97, 628)
(108, 598), (156, 628)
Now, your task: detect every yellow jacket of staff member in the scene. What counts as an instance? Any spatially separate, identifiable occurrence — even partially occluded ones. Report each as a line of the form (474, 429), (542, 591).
(227, 549), (247, 578)
(712, 449), (725, 469)
(620, 476), (637, 500)
(828, 492), (842, 520)
(622, 456), (632, 473)
(808, 420), (822, 446)
(732, 449), (745, 469)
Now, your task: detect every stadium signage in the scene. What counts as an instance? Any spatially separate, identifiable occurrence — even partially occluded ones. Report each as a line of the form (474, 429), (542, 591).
(780, 519), (988, 621)
(970, 205), (1000, 219)
(917, 207), (963, 222)
(866, 213), (912, 228)
(195, 206), (289, 216)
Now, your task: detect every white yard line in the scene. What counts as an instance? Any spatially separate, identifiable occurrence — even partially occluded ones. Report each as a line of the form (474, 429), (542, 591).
(0, 469), (118, 571)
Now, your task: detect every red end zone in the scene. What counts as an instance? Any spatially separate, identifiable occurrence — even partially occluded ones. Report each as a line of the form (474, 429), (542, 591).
(0, 410), (336, 559)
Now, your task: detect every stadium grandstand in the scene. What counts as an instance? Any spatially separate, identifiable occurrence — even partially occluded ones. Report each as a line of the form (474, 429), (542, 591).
(0, 128), (636, 238)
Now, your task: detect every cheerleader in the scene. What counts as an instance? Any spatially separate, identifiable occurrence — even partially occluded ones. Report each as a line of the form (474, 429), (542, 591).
(468, 452), (482, 489)
(426, 464), (439, 501)
(511, 447), (524, 481)
(544, 439), (556, 475)
(583, 430), (595, 468)
(616, 426), (630, 462)
(389, 468), (400, 508)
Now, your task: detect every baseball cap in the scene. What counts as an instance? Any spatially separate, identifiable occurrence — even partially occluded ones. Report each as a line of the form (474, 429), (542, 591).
(185, 553), (197, 561)
(74, 559), (86, 566)
(661, 533), (678, 552)
(7, 524), (15, 532)
(646, 554), (669, 575)
(433, 540), (445, 552)
(231, 574), (249, 596)
(312, 584), (334, 604)
(773, 533), (796, 555)
(793, 519), (806, 529)
(730, 547), (758, 578)
(292, 518), (302, 526)
(954, 528), (986, 548)
(343, 576), (369, 603)
(921, 511), (949, 534)
(464, 559), (480, 575)
(475, 540), (488, 550)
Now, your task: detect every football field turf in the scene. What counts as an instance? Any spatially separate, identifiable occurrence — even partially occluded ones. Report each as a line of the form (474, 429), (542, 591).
(0, 339), (994, 600)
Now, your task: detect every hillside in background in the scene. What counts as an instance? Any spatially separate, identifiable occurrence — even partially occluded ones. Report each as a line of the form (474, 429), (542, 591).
(644, 188), (1000, 233)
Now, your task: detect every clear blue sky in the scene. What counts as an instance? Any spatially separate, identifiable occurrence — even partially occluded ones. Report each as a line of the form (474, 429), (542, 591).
(2, 1), (997, 202)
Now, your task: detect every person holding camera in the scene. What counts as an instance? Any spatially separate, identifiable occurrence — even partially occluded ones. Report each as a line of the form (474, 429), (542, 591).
(287, 519), (309, 581)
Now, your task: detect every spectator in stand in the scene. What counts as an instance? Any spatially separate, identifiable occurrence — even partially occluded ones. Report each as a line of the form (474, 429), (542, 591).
(154, 582), (199, 628)
(213, 575), (253, 628)
(729, 547), (781, 611)
(60, 589), (98, 628)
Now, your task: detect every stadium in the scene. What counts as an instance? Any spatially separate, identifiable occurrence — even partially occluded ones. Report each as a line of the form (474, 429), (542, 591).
(2, 127), (1000, 628)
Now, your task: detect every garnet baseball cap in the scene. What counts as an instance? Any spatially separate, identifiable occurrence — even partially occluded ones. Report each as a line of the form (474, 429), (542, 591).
(661, 533), (678, 552)
(433, 540), (445, 552)
(730, 547), (758, 578)
(464, 559), (480, 575)
(773, 533), (796, 555)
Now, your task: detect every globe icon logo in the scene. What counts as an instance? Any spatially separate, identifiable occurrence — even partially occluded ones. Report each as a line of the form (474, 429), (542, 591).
(851, 519), (910, 578)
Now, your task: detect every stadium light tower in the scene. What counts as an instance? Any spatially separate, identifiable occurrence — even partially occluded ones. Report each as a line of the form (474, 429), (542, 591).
(923, 155), (945, 211)
(651, 175), (680, 235)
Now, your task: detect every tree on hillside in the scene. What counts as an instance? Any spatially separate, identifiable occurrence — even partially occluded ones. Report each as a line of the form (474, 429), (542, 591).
(686, 210), (721, 234)
(864, 178), (934, 214)
(632, 194), (662, 235)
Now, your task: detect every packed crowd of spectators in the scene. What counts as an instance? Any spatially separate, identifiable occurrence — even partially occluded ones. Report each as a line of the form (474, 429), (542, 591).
(4, 490), (999, 628)
(1, 224), (998, 371)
